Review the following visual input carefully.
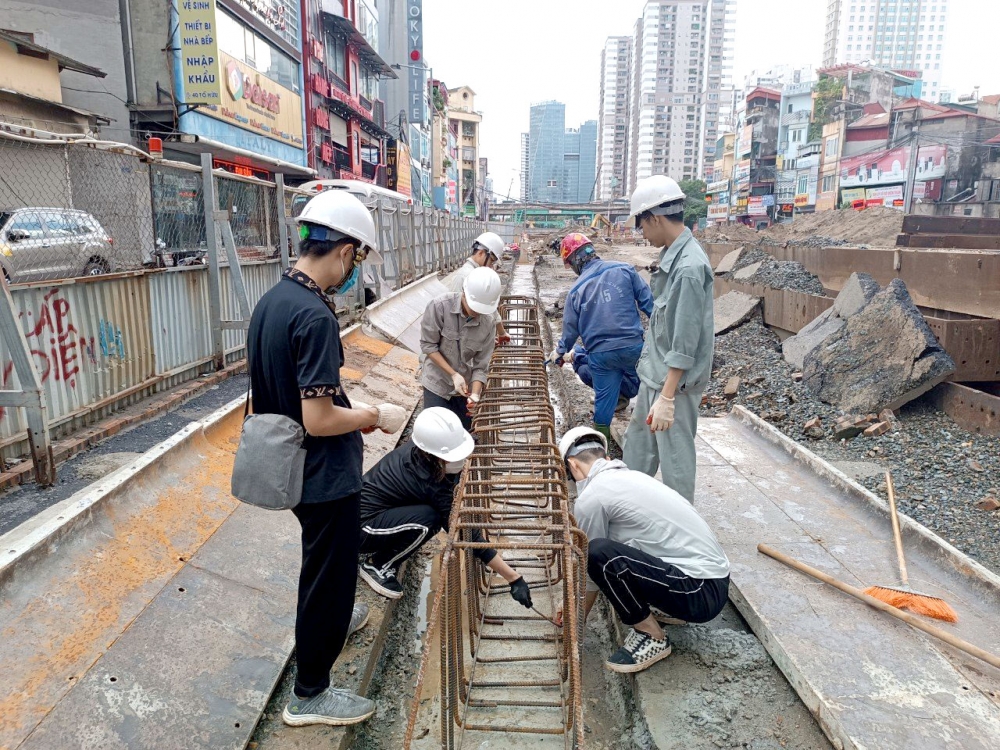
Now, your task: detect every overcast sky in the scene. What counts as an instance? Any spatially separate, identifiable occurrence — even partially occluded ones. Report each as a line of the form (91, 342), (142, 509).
(422, 0), (999, 201)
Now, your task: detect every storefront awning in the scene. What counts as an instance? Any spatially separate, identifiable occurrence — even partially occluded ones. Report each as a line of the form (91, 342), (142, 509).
(321, 8), (398, 78)
(164, 136), (316, 178)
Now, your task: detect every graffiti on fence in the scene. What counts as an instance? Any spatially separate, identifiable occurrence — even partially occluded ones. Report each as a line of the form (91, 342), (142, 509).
(99, 319), (126, 360)
(0, 289), (96, 422)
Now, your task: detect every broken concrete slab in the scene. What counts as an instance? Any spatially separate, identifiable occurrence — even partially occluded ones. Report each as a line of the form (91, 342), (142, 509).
(833, 271), (881, 319)
(732, 261), (763, 281)
(714, 246), (744, 275)
(782, 308), (845, 370)
(804, 279), (956, 414)
(714, 291), (760, 335)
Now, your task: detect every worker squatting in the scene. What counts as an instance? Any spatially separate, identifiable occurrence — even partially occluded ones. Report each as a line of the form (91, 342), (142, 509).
(244, 176), (729, 727)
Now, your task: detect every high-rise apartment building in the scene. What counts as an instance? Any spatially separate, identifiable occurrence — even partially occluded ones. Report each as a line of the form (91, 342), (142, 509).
(563, 121), (599, 202)
(625, 0), (735, 193)
(822, 0), (950, 101)
(597, 36), (632, 200)
(528, 101), (566, 203)
(520, 132), (531, 201)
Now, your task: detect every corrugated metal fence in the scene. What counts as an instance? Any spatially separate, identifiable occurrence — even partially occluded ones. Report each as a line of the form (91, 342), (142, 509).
(1, 153), (522, 461)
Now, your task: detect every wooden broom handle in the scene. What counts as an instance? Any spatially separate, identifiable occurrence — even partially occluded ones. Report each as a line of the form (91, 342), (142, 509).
(757, 543), (1000, 670)
(885, 471), (909, 586)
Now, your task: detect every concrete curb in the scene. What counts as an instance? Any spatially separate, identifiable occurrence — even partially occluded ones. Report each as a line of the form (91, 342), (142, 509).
(0, 360), (248, 492)
(729, 404), (1000, 594)
(0, 395), (246, 585)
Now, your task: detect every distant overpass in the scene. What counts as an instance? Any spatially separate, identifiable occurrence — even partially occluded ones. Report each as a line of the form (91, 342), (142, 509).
(488, 201), (632, 228)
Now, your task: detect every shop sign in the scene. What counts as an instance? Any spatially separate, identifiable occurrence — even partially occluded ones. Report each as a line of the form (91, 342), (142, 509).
(178, 0), (221, 104)
(840, 144), (946, 188)
(748, 196), (767, 216)
(793, 194), (810, 207)
(385, 140), (412, 196)
(202, 51), (303, 147)
(706, 179), (729, 194)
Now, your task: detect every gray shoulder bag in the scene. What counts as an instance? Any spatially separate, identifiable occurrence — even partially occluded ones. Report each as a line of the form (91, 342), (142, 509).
(231, 368), (306, 510)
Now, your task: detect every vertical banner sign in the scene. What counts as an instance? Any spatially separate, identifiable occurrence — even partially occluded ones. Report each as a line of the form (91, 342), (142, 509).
(406, 0), (424, 125)
(178, 0), (222, 103)
(386, 139), (399, 190)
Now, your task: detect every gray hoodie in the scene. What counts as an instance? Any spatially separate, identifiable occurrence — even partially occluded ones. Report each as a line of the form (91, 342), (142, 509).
(574, 458), (730, 591)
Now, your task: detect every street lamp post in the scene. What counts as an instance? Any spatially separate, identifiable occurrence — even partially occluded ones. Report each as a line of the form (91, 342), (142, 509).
(391, 62), (434, 208)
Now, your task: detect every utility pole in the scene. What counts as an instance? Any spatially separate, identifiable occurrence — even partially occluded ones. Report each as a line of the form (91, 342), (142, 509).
(903, 125), (920, 214)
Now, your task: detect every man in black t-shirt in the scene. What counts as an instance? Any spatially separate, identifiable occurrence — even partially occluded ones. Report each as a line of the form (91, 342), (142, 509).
(248, 189), (408, 728)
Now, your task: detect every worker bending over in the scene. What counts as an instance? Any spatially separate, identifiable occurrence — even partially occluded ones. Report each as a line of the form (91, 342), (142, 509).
(623, 176), (714, 502)
(560, 426), (730, 674)
(566, 344), (640, 414)
(444, 231), (511, 346)
(357, 407), (533, 608)
(551, 233), (653, 441)
(420, 266), (502, 430)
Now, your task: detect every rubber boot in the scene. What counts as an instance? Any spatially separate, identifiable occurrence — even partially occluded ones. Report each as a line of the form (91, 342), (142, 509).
(593, 423), (612, 444)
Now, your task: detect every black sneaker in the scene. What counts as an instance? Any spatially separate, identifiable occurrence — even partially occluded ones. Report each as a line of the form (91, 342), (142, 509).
(616, 395), (630, 412)
(359, 560), (403, 599)
(605, 628), (672, 674)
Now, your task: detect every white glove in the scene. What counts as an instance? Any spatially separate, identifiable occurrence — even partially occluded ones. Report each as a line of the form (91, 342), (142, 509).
(351, 400), (378, 434)
(646, 394), (675, 432)
(549, 348), (565, 367)
(451, 371), (469, 396)
(374, 403), (408, 434)
(466, 392), (481, 414)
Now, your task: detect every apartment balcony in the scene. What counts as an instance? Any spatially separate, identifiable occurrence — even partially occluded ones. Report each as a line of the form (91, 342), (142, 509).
(780, 110), (811, 126)
(321, 1), (397, 78)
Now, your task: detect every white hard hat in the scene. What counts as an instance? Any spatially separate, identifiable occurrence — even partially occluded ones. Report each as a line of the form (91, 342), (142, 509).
(473, 231), (504, 260)
(296, 189), (383, 264)
(558, 426), (609, 463)
(629, 175), (686, 219)
(462, 266), (502, 315)
(412, 407), (475, 462)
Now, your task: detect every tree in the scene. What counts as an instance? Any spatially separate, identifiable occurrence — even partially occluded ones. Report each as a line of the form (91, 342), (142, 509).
(809, 75), (843, 142)
(679, 178), (707, 227)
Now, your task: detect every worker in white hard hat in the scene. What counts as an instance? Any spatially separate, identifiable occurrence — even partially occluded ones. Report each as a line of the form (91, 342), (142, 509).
(356, 407), (533, 607)
(559, 426), (730, 674)
(420, 265), (503, 430)
(622, 175), (714, 503)
(248, 189), (409, 728)
(444, 231), (511, 346)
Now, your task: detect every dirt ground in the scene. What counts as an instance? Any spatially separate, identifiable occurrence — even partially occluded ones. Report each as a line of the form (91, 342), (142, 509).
(696, 206), (904, 247)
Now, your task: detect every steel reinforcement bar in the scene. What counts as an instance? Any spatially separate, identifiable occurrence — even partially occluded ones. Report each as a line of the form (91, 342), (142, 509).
(404, 295), (587, 750)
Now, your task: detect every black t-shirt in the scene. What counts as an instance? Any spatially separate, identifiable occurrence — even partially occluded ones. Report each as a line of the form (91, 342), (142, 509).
(247, 273), (363, 504)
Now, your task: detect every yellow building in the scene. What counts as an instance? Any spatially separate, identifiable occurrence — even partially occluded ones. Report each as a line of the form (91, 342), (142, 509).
(712, 132), (736, 183)
(446, 86), (482, 217)
(0, 29), (109, 135)
(816, 120), (844, 211)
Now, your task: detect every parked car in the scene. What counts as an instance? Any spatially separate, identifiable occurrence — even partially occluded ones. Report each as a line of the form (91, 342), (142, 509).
(0, 208), (115, 283)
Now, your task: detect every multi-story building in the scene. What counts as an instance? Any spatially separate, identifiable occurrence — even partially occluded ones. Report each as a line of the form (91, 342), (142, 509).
(821, 0), (950, 103)
(528, 101), (566, 203)
(520, 132), (530, 201)
(775, 78), (816, 214)
(301, 0), (396, 183)
(563, 121), (598, 203)
(597, 36), (632, 201)
(625, 0), (735, 193)
(447, 86), (482, 217)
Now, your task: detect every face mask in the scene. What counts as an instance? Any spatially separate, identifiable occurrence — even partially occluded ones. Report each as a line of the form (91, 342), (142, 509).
(445, 460), (465, 474)
(327, 255), (360, 295)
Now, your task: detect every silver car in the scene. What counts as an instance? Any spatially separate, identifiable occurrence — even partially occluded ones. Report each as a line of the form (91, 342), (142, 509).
(0, 207), (114, 283)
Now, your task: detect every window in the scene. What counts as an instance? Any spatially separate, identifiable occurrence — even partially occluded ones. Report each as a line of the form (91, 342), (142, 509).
(217, 9), (300, 92)
(825, 135), (839, 157)
(822, 175), (836, 192)
(547, 179), (558, 187)
(797, 175), (808, 194)
(7, 212), (44, 235)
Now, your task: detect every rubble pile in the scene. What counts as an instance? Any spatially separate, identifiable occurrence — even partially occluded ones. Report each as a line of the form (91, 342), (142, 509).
(697, 206), (904, 248)
(722, 247), (826, 295)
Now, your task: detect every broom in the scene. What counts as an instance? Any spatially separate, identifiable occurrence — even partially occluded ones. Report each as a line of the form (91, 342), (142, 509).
(863, 471), (959, 623)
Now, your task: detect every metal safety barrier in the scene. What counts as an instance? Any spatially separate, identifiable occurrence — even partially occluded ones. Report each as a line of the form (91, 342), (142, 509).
(405, 296), (587, 750)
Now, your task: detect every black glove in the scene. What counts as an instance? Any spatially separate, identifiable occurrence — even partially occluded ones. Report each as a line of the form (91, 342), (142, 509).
(509, 576), (533, 609)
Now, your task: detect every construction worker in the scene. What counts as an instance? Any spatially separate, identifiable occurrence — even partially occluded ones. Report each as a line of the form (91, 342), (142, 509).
(550, 233), (653, 441)
(247, 189), (409, 727)
(560, 426), (730, 674)
(357, 406), (534, 608)
(623, 176), (713, 503)
(444, 231), (510, 346)
(420, 265), (503, 431)
(443, 231), (504, 293)
(566, 344), (640, 413)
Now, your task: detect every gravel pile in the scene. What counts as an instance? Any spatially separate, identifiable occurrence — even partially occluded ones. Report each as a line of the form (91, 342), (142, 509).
(698, 206), (903, 248)
(703, 316), (1000, 575)
(726, 247), (826, 296)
